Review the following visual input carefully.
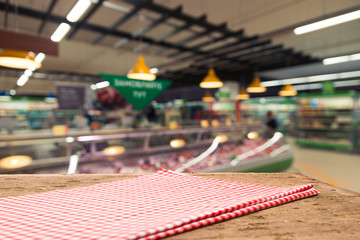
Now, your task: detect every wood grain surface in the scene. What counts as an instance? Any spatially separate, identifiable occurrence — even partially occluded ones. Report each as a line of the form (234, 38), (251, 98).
(1, 173), (359, 239)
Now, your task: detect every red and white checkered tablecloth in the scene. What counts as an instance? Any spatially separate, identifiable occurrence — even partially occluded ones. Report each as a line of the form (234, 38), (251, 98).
(0, 169), (318, 240)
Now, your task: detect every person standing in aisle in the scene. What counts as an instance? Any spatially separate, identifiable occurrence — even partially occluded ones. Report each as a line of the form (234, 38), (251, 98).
(264, 111), (277, 138)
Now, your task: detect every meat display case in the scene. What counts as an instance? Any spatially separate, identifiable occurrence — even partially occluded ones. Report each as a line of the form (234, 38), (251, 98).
(0, 123), (293, 174)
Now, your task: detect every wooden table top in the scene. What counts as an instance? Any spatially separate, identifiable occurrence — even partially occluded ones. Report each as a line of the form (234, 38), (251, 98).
(1, 173), (359, 239)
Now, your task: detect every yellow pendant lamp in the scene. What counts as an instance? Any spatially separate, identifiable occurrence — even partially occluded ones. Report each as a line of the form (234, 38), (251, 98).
(103, 146), (126, 156)
(0, 155), (32, 169)
(215, 134), (229, 143)
(237, 88), (249, 100)
(170, 139), (186, 149)
(279, 84), (297, 96)
(247, 76), (266, 93)
(0, 49), (41, 69)
(202, 91), (214, 102)
(127, 56), (156, 81)
(199, 68), (223, 88)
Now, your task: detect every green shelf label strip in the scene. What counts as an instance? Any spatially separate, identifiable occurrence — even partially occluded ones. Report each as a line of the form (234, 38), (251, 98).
(295, 139), (352, 150)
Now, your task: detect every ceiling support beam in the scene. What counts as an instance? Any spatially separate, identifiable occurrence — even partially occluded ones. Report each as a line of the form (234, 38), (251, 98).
(37, 0), (57, 35)
(139, 15), (207, 54)
(0, 2), (205, 55)
(93, 4), (143, 45)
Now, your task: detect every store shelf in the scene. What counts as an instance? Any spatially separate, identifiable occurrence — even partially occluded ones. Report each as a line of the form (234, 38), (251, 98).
(296, 128), (353, 132)
(297, 114), (352, 117)
(295, 139), (352, 150)
(295, 91), (359, 151)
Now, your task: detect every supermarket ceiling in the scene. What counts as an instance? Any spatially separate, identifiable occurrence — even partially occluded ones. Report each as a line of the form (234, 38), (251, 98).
(0, 0), (360, 94)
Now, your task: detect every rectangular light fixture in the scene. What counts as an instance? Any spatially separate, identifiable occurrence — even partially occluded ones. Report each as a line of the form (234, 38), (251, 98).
(35, 53), (46, 63)
(307, 73), (339, 82)
(339, 70), (360, 78)
(150, 68), (159, 74)
(95, 81), (110, 89)
(293, 83), (323, 91)
(17, 75), (29, 86)
(24, 69), (33, 77)
(292, 79), (360, 91)
(282, 77), (306, 85)
(261, 70), (360, 87)
(323, 53), (360, 65)
(294, 9), (360, 35)
(66, 0), (92, 22)
(335, 79), (360, 87)
(51, 23), (71, 42)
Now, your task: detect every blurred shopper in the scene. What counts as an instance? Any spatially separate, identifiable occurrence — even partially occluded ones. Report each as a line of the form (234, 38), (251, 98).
(144, 104), (157, 123)
(264, 111), (277, 138)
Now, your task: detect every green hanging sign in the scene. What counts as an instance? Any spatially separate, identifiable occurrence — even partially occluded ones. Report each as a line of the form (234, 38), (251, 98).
(322, 81), (335, 94)
(100, 73), (172, 110)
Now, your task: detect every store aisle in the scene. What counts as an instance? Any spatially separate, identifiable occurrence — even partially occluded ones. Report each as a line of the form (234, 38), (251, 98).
(288, 143), (360, 193)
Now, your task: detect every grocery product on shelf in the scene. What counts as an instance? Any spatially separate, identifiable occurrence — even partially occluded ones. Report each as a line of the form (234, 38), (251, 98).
(295, 91), (359, 150)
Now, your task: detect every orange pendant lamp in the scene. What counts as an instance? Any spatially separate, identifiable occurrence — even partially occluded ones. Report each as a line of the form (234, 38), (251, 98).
(202, 91), (215, 102)
(279, 84), (297, 96)
(237, 88), (249, 100)
(103, 146), (126, 156)
(170, 139), (186, 149)
(0, 49), (41, 69)
(0, 155), (32, 169)
(199, 68), (223, 88)
(127, 56), (156, 81)
(247, 76), (266, 93)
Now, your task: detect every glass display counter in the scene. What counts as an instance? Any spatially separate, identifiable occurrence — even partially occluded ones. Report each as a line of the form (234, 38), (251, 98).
(0, 124), (293, 174)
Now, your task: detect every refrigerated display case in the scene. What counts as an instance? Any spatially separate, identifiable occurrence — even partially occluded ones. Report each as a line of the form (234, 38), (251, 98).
(295, 91), (359, 150)
(0, 124), (293, 174)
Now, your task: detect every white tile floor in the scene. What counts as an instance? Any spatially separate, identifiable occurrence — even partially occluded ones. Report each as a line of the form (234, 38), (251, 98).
(288, 143), (360, 193)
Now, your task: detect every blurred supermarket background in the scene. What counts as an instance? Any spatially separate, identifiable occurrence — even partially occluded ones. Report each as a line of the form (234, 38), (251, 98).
(0, 0), (359, 193)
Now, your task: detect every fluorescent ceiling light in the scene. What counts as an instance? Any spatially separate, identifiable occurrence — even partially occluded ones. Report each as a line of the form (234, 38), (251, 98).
(292, 79), (360, 91)
(262, 80), (281, 87)
(352, 53), (360, 61)
(323, 53), (360, 65)
(24, 69), (33, 77)
(90, 84), (97, 90)
(340, 70), (360, 78)
(95, 81), (110, 89)
(307, 73), (339, 82)
(65, 137), (75, 143)
(282, 77), (305, 85)
(66, 0), (92, 22)
(51, 23), (71, 42)
(35, 53), (46, 63)
(293, 83), (323, 91)
(335, 79), (360, 87)
(150, 68), (158, 74)
(17, 75), (29, 86)
(294, 9), (360, 35)
(27, 66), (36, 71)
(262, 70), (360, 87)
